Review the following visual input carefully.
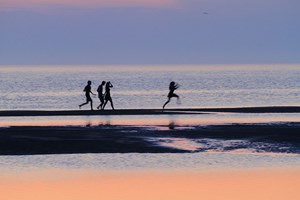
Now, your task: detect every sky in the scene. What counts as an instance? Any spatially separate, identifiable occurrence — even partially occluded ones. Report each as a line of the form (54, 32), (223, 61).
(0, 0), (299, 65)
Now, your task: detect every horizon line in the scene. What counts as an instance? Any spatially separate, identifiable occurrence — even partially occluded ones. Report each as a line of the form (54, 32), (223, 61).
(1, 63), (300, 67)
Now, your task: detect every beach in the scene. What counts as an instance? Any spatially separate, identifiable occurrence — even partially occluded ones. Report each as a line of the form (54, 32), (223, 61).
(1, 106), (300, 117)
(2, 0), (300, 197)
(0, 122), (300, 155)
(1, 109), (299, 200)
(1, 110), (299, 200)
(1, 107), (300, 155)
(1, 65), (300, 199)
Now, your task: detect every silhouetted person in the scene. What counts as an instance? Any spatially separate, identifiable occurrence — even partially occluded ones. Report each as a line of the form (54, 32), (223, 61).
(97, 81), (106, 110)
(163, 81), (180, 109)
(102, 81), (115, 110)
(79, 80), (95, 110)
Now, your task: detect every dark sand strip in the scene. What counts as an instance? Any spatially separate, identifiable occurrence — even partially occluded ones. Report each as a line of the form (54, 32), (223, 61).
(0, 123), (299, 155)
(175, 106), (300, 113)
(0, 106), (300, 117)
(0, 109), (205, 117)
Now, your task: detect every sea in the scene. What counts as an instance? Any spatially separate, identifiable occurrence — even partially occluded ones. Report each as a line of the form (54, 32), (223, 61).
(0, 64), (299, 110)
(1, 65), (300, 199)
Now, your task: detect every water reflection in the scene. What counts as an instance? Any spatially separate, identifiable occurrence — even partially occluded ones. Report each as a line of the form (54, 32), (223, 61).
(1, 113), (300, 127)
(168, 121), (176, 130)
(1, 167), (300, 200)
(97, 116), (111, 126)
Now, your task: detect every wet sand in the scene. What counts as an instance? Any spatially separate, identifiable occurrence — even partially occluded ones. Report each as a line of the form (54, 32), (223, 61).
(1, 123), (300, 155)
(0, 168), (299, 200)
(1, 108), (300, 155)
(1, 106), (300, 117)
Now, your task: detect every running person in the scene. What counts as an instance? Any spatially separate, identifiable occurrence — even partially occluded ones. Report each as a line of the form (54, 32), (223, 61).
(96, 81), (106, 110)
(163, 81), (180, 109)
(79, 80), (95, 110)
(102, 81), (115, 110)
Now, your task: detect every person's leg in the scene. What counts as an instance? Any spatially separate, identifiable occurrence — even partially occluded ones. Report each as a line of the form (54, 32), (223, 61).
(109, 99), (115, 110)
(97, 98), (100, 109)
(102, 100), (108, 110)
(97, 98), (103, 110)
(99, 97), (104, 110)
(163, 98), (171, 109)
(173, 94), (181, 104)
(176, 96), (181, 104)
(79, 100), (88, 108)
(90, 100), (93, 110)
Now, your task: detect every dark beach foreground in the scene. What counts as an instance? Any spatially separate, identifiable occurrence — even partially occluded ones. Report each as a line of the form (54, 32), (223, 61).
(0, 122), (300, 155)
(1, 106), (300, 117)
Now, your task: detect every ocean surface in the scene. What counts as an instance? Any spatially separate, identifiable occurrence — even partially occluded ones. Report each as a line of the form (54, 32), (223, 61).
(1, 153), (300, 172)
(1, 65), (300, 200)
(0, 64), (299, 110)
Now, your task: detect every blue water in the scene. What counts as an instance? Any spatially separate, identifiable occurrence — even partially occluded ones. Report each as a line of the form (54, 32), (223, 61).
(0, 65), (299, 110)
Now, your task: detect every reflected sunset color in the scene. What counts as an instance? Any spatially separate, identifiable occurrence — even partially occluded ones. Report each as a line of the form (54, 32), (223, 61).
(1, 0), (300, 198)
(1, 168), (300, 200)
(1, 113), (300, 127)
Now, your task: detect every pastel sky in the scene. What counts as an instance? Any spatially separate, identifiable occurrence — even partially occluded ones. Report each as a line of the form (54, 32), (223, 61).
(1, 0), (176, 8)
(0, 0), (299, 65)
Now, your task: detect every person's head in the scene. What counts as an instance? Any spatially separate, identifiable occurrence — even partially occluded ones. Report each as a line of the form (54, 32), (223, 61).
(87, 80), (92, 85)
(170, 81), (175, 86)
(101, 81), (106, 85)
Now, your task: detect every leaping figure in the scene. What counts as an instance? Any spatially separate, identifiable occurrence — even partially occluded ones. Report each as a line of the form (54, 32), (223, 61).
(163, 81), (181, 109)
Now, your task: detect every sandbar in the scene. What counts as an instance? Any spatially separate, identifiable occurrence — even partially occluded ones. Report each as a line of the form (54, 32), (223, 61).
(1, 106), (300, 117)
(0, 123), (299, 155)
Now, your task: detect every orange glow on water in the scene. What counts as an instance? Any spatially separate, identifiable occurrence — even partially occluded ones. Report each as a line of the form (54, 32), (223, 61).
(1, 114), (300, 127)
(0, 168), (299, 200)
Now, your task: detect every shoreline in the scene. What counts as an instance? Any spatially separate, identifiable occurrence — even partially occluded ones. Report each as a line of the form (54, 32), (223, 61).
(1, 106), (300, 117)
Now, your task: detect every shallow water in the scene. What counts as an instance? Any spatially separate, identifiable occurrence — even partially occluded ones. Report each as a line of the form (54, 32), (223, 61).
(1, 152), (300, 172)
(0, 64), (299, 110)
(1, 162), (299, 200)
(1, 112), (300, 127)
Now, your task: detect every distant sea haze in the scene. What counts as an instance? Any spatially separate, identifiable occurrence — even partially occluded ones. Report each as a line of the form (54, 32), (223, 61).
(0, 65), (299, 110)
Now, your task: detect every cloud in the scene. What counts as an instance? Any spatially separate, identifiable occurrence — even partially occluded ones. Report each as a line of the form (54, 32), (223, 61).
(0, 0), (178, 10)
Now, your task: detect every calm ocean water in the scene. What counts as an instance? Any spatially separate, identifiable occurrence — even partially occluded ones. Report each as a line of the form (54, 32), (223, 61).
(1, 153), (300, 171)
(0, 65), (299, 110)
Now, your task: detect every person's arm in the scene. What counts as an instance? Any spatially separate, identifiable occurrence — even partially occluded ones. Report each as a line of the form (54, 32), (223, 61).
(109, 82), (113, 88)
(90, 87), (96, 95)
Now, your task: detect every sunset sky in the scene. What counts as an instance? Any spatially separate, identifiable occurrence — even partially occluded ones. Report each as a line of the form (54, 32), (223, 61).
(0, 0), (299, 65)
